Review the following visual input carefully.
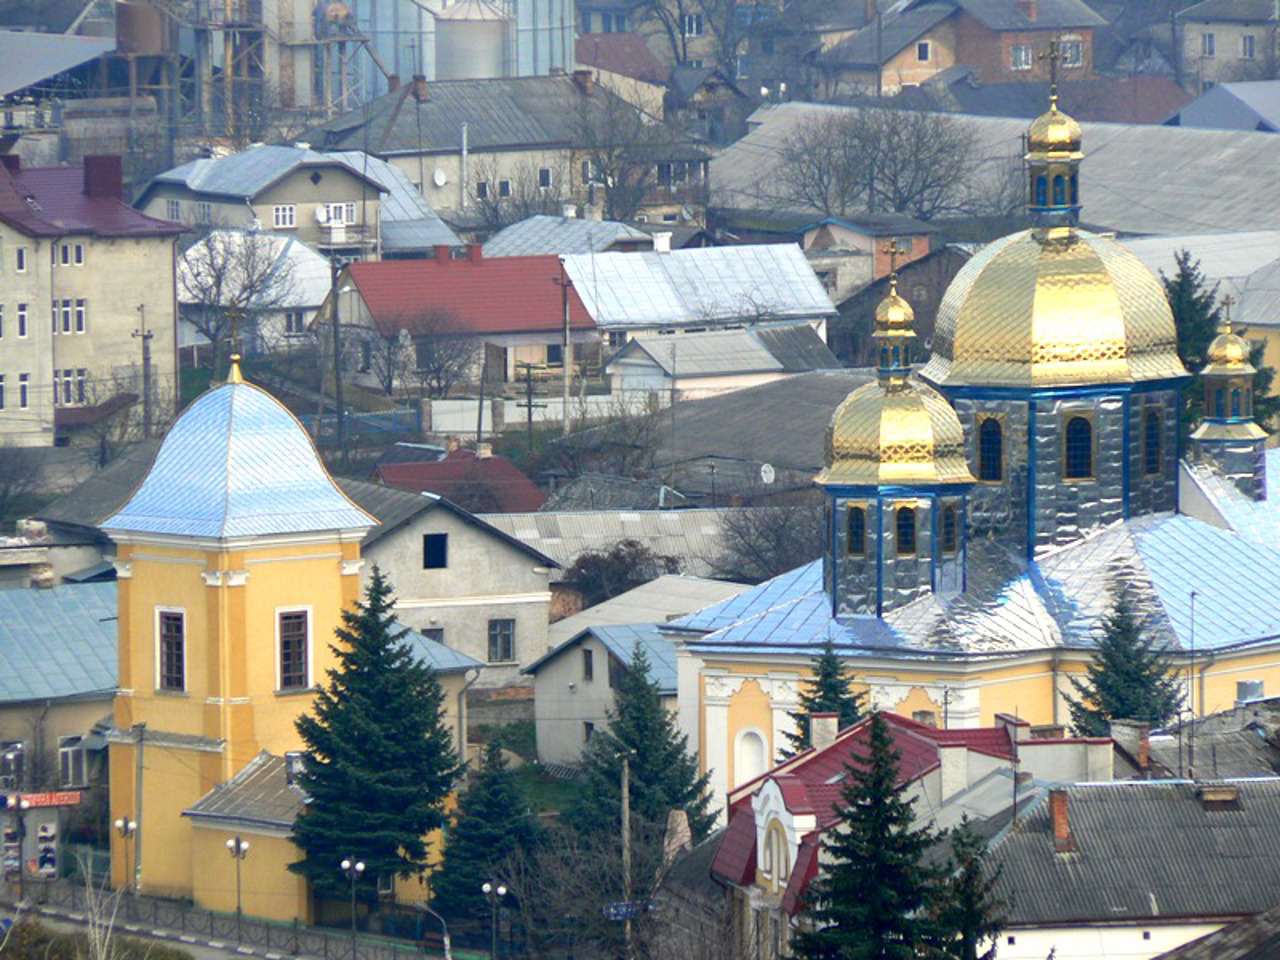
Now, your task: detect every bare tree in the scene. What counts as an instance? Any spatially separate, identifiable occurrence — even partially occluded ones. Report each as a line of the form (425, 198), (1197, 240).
(0, 444), (41, 528)
(715, 504), (823, 583)
(629, 0), (698, 65)
(79, 368), (179, 467)
(556, 394), (663, 477)
(365, 328), (413, 397)
(178, 229), (299, 376)
(405, 308), (482, 399)
(472, 157), (568, 233)
(772, 108), (979, 220)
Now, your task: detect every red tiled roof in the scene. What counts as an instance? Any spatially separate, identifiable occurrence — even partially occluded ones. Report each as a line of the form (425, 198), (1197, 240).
(710, 804), (756, 885)
(375, 450), (547, 513)
(781, 835), (820, 915)
(347, 253), (596, 339)
(0, 161), (182, 238)
(576, 34), (671, 86)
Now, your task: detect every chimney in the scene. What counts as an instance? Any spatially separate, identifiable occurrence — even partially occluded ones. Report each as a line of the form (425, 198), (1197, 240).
(1050, 788), (1075, 852)
(83, 155), (123, 200)
(434, 244), (453, 262)
(387, 73), (402, 93)
(466, 242), (484, 263)
(30, 564), (55, 590)
(1197, 782), (1242, 810)
(653, 231), (673, 253)
(939, 743), (967, 801)
(561, 202), (578, 219)
(446, 435), (460, 453)
(572, 68), (596, 96)
(584, 202), (603, 222)
(810, 712), (837, 751)
(293, 141), (312, 152)
(411, 74), (429, 102)
(1108, 719), (1150, 772)
(1017, 0), (1037, 18)
(476, 441), (493, 459)
(0, 154), (19, 175)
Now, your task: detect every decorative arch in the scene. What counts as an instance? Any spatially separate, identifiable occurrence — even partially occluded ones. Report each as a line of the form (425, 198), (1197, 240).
(734, 728), (768, 788)
(896, 506), (917, 555)
(942, 505), (958, 554)
(1065, 417), (1093, 479)
(847, 505), (866, 556)
(978, 418), (1002, 482)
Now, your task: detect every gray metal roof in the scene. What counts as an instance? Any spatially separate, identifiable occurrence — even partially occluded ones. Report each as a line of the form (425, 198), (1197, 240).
(325, 150), (460, 248)
(1142, 730), (1280, 780)
(400, 624), (484, 673)
(1166, 81), (1280, 131)
(822, 2), (955, 65)
(484, 215), (651, 257)
(950, 0), (1106, 30)
(0, 582), (116, 704)
(479, 508), (738, 580)
(716, 103), (1280, 235)
(1157, 901), (1280, 958)
(1182, 451), (1280, 547)
(608, 323), (842, 377)
(0, 31), (113, 98)
(178, 231), (334, 310)
(542, 474), (690, 511)
(563, 245), (836, 329)
(993, 780), (1280, 925)
(151, 145), (385, 201)
(545, 574), (750, 648)
(1178, 0), (1276, 22)
(526, 622), (680, 694)
(102, 381), (376, 540)
(184, 752), (305, 829)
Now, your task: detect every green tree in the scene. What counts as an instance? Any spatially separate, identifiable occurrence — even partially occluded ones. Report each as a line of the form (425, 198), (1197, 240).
(793, 712), (942, 960)
(431, 742), (544, 923)
(782, 640), (866, 758)
(1163, 249), (1222, 437)
(1067, 592), (1183, 737)
(933, 816), (1004, 960)
(290, 568), (461, 898)
(564, 644), (714, 843)
(1249, 338), (1280, 429)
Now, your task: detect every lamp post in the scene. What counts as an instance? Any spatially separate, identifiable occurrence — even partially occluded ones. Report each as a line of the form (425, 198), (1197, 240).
(340, 857), (365, 944)
(480, 880), (506, 959)
(334, 282), (354, 442)
(225, 836), (249, 941)
(7, 795), (28, 904)
(418, 903), (452, 960)
(113, 818), (137, 895)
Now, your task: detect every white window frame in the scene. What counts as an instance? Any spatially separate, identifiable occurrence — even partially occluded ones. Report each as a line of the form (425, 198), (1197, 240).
(0, 374), (5, 410)
(75, 369), (86, 405)
(75, 299), (86, 333)
(155, 605), (187, 693)
(1012, 43), (1032, 70)
(74, 243), (84, 266)
(917, 40), (931, 61)
(166, 199), (181, 220)
(195, 201), (213, 223)
(15, 246), (25, 273)
(284, 310), (306, 335)
(275, 605), (314, 692)
(1202, 32), (1215, 57)
(16, 303), (24, 338)
(60, 244), (70, 266)
(682, 12), (703, 35)
(1243, 33), (1256, 58)
(58, 736), (86, 787)
(17, 373), (28, 410)
(538, 167), (553, 190)
(475, 180), (490, 200)
(273, 204), (296, 229)
(345, 202), (357, 224)
(1060, 38), (1083, 67)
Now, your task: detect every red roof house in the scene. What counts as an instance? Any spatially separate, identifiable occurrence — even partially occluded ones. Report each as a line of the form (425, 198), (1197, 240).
(375, 448), (547, 513)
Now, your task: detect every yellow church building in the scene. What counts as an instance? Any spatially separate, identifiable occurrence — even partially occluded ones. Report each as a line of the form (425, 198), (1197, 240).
(102, 362), (478, 921)
(665, 95), (1280, 814)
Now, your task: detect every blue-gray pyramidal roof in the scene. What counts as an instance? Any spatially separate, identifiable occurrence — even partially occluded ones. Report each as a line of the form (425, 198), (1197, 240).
(103, 379), (375, 539)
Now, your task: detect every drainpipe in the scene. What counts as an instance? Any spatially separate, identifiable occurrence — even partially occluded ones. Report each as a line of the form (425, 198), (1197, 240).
(457, 666), (481, 759)
(460, 122), (469, 210)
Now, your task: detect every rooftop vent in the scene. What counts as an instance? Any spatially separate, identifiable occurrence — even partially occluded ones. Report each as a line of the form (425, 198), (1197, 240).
(1197, 782), (1241, 811)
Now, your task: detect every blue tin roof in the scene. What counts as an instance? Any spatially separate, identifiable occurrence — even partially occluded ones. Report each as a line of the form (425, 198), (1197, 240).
(399, 624), (484, 674)
(524, 622), (678, 694)
(0, 582), (117, 703)
(103, 380), (375, 539)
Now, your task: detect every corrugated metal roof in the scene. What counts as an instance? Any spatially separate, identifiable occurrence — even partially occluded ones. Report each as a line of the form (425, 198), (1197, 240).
(1183, 451), (1280, 545)
(103, 381), (376, 539)
(716, 103), (1280, 235)
(822, 2), (955, 65)
(994, 780), (1280, 925)
(0, 582), (116, 704)
(591, 623), (678, 693)
(952, 0), (1106, 30)
(484, 215), (651, 257)
(479, 508), (735, 580)
(1157, 900), (1280, 958)
(178, 231), (333, 310)
(154, 145), (385, 200)
(546, 574), (749, 648)
(563, 245), (836, 329)
(609, 323), (842, 377)
(0, 32), (113, 97)
(1178, 0), (1275, 22)
(324, 150), (460, 248)
(184, 752), (305, 828)
(401, 624), (484, 673)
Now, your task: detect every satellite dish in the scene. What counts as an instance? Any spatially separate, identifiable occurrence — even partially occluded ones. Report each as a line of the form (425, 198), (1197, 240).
(315, 206), (329, 224)
(760, 463), (776, 485)
(432, 168), (449, 188)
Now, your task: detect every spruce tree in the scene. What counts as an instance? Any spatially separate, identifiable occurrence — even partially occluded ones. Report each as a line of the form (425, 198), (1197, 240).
(1163, 249), (1222, 438)
(793, 712), (942, 960)
(933, 816), (1004, 960)
(1067, 592), (1183, 737)
(782, 639), (865, 757)
(290, 568), (460, 897)
(564, 644), (714, 843)
(431, 742), (544, 923)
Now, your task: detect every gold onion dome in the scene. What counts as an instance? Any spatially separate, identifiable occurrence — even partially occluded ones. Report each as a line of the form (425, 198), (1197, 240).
(1203, 320), (1255, 376)
(875, 279), (915, 333)
(1027, 101), (1083, 156)
(919, 229), (1187, 388)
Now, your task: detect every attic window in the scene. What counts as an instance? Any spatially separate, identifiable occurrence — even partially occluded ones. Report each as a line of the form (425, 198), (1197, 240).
(310, 171), (323, 185)
(1197, 783), (1241, 811)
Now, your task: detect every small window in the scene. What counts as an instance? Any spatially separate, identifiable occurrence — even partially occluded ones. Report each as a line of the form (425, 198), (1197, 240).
(499, 180), (512, 198)
(75, 369), (86, 405)
(1243, 34), (1256, 58)
(74, 243), (84, 265)
(488, 619), (515, 662)
(0, 742), (23, 789)
(682, 12), (703, 35)
(166, 199), (180, 220)
(1144, 409), (1161, 475)
(584, 721), (595, 743)
(1202, 32), (1215, 57)
(978, 418), (1002, 482)
(273, 204), (296, 229)
(75, 299), (86, 333)
(942, 506), (957, 554)
(15, 246), (25, 272)
(1215, 388), (1226, 417)
(538, 168), (552, 189)
(1053, 174), (1066, 205)
(476, 180), (490, 200)
(1064, 416), (1093, 480)
(912, 710), (937, 727)
(847, 505), (866, 556)
(0, 375), (5, 410)
(159, 610), (185, 691)
(1060, 39), (1083, 67)
(1232, 388), (1242, 417)
(279, 611), (309, 689)
(59, 736), (85, 787)
(1035, 175), (1048, 207)
(422, 627), (444, 644)
(196, 201), (212, 223)
(285, 310), (306, 335)
(377, 873), (394, 895)
(60, 244), (70, 266)
(17, 373), (28, 410)
(916, 40), (930, 61)
(345, 202), (357, 224)
(16, 303), (26, 339)
(896, 506), (916, 556)
(422, 533), (448, 569)
(359, 340), (372, 372)
(583, 648), (594, 681)
(1012, 44), (1032, 70)
(61, 299), (71, 333)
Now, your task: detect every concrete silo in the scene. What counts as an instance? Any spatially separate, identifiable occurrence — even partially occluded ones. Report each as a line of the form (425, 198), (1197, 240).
(433, 0), (508, 80)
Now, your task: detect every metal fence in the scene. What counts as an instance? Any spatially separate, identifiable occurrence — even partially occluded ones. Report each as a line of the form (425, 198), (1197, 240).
(0, 877), (457, 960)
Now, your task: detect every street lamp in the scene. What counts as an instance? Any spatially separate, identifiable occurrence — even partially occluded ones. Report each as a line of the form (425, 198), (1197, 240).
(113, 818), (137, 895)
(480, 881), (506, 959)
(7, 795), (29, 904)
(340, 857), (365, 940)
(225, 836), (249, 941)
(419, 903), (453, 960)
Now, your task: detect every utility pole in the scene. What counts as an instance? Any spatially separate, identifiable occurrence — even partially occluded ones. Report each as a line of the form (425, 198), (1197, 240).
(132, 722), (145, 895)
(553, 262), (573, 437)
(1189, 590), (1197, 780)
(620, 750), (633, 960)
(333, 273), (351, 444)
(132, 306), (153, 439)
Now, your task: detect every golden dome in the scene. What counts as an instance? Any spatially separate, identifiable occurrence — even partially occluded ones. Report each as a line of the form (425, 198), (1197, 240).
(875, 282), (915, 335)
(1027, 104), (1083, 156)
(816, 379), (974, 487)
(1203, 322), (1255, 376)
(919, 229), (1188, 389)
